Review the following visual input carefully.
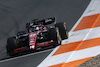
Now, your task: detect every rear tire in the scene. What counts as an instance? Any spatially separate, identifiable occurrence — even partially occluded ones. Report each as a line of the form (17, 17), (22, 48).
(55, 22), (68, 40)
(6, 37), (17, 56)
(49, 27), (62, 47)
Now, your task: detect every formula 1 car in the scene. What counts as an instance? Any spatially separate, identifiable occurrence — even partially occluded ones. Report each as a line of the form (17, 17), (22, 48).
(6, 17), (68, 56)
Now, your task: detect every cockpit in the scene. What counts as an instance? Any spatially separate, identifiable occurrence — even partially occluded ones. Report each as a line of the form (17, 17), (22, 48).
(30, 25), (42, 32)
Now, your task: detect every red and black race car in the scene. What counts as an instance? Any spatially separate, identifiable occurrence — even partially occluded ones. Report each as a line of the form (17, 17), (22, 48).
(6, 17), (68, 56)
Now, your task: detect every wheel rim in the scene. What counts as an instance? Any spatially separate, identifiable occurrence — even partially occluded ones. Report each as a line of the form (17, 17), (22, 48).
(64, 22), (68, 38)
(56, 27), (61, 44)
(14, 38), (18, 48)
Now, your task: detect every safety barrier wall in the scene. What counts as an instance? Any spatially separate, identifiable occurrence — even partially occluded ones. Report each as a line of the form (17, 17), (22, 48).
(38, 0), (100, 67)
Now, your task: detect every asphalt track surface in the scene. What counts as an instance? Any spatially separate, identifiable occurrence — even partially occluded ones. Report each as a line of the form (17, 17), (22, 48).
(0, 0), (90, 67)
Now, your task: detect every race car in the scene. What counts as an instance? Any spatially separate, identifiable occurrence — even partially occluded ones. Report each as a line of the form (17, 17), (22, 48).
(6, 17), (68, 56)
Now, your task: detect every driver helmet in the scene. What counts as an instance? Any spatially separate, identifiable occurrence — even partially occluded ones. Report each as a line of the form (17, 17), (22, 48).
(35, 27), (39, 31)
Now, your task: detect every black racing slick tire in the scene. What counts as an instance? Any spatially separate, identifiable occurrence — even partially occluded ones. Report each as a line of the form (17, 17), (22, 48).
(6, 37), (17, 56)
(49, 27), (62, 46)
(55, 22), (68, 40)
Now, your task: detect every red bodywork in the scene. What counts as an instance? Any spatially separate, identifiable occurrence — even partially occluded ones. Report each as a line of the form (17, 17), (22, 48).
(13, 26), (54, 53)
(29, 30), (41, 50)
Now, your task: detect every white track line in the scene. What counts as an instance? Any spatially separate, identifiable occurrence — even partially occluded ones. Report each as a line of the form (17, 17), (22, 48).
(38, 46), (100, 67)
(70, 0), (94, 32)
(66, 45), (100, 63)
(0, 48), (54, 63)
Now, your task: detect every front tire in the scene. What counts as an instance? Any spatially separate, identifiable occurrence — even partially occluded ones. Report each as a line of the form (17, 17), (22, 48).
(49, 27), (62, 47)
(6, 37), (17, 56)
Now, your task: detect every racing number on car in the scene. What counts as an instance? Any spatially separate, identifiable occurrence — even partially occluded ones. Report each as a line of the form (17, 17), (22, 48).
(30, 34), (36, 37)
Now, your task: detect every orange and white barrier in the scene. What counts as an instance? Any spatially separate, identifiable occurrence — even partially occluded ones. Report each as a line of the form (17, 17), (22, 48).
(38, 0), (100, 67)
